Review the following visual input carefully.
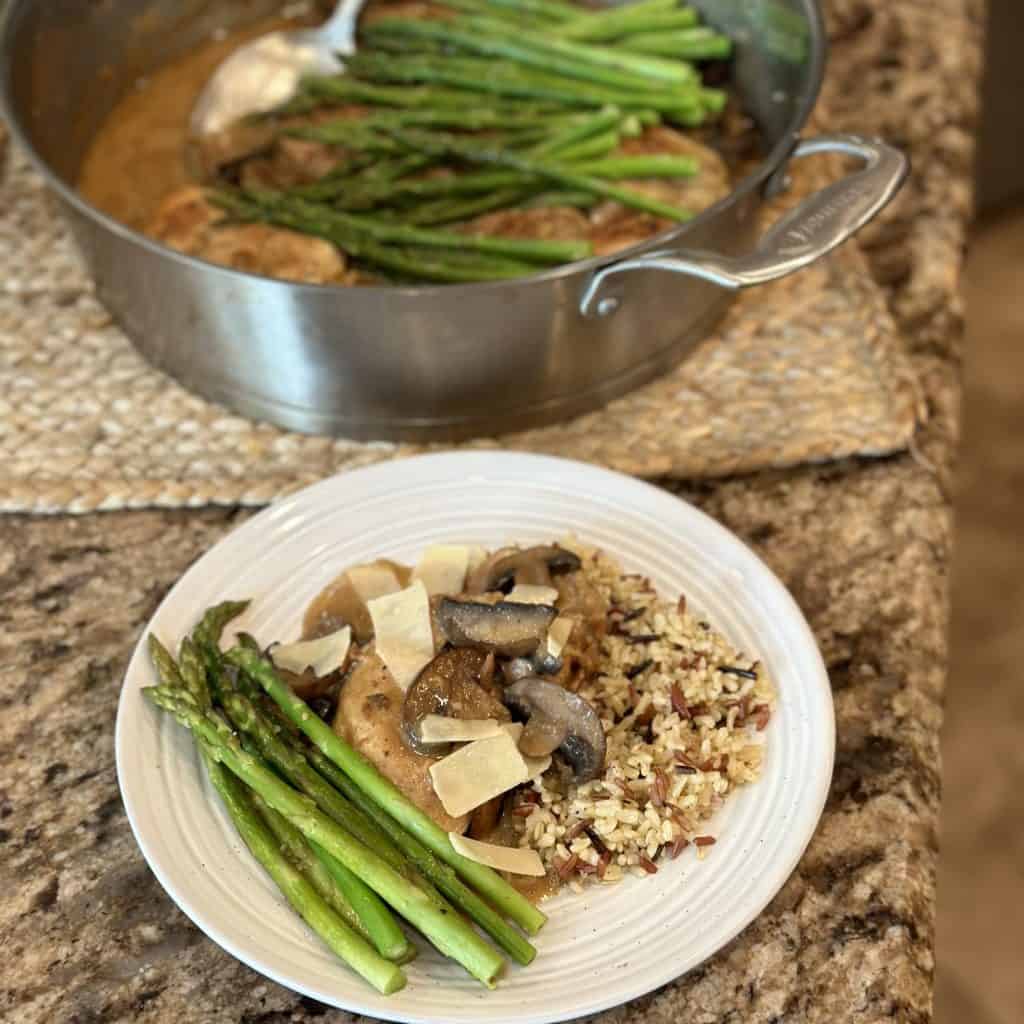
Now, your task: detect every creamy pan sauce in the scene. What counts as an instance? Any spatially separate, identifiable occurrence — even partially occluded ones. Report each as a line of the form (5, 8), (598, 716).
(78, 15), (305, 231)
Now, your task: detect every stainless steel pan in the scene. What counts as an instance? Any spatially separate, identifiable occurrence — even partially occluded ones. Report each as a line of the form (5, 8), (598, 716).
(0, 0), (907, 441)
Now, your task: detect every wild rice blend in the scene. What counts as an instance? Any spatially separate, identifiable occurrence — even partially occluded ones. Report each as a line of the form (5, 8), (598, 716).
(517, 544), (774, 891)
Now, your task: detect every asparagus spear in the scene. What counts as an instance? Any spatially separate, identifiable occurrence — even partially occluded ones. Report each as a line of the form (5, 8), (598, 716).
(250, 791), (374, 942)
(434, 0), (555, 22)
(700, 87), (728, 115)
(305, 744), (539, 966)
(577, 154), (699, 179)
(223, 695), (416, 961)
(298, 76), (513, 110)
(559, 9), (704, 43)
(225, 647), (547, 937)
(146, 685), (506, 987)
(291, 107), (579, 137)
(545, 129), (620, 163)
(322, 209), (593, 263)
(306, 835), (413, 963)
(296, 153), (439, 203)
(241, 192), (591, 264)
(220, 690), (416, 875)
(519, 190), (597, 209)
(405, 189), (531, 227)
(214, 192), (542, 282)
(204, 756), (407, 995)
(148, 634), (187, 691)
(192, 600), (250, 649)
(466, 0), (580, 20)
(177, 636), (210, 709)
(344, 53), (700, 113)
(364, 19), (675, 92)
(553, 0), (695, 42)
(379, 128), (692, 221)
(528, 106), (623, 158)
(398, 154), (688, 224)
(622, 27), (733, 60)
(456, 14), (699, 84)
(401, 112), (626, 225)
(351, 244), (540, 284)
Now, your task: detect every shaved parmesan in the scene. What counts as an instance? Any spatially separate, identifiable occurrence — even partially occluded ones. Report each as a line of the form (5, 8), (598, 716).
(429, 730), (530, 817)
(271, 626), (351, 678)
(367, 580), (435, 691)
(546, 616), (575, 659)
(412, 544), (470, 596)
(418, 715), (503, 743)
(505, 584), (559, 606)
(466, 546), (489, 574)
(449, 833), (545, 877)
(347, 563), (402, 603)
(501, 722), (553, 778)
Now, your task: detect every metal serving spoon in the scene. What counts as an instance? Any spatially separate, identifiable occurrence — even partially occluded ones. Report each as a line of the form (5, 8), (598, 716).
(190, 0), (365, 137)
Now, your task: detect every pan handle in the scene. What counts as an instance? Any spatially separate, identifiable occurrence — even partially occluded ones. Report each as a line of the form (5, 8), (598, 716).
(579, 134), (908, 318)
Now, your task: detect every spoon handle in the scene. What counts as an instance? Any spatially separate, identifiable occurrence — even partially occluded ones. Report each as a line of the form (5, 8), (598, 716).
(318, 0), (365, 52)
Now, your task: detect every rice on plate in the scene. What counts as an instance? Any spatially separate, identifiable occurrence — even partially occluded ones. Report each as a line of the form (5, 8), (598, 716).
(514, 541), (775, 891)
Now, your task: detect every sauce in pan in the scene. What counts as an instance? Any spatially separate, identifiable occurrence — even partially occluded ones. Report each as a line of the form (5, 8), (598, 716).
(78, 14), (306, 231)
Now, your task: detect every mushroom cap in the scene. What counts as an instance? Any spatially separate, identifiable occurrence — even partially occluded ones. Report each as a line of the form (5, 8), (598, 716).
(503, 677), (606, 782)
(436, 597), (557, 658)
(466, 544), (582, 594)
(401, 647), (509, 756)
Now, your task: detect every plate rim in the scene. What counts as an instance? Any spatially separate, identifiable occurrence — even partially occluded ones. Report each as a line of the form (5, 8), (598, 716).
(115, 451), (834, 1024)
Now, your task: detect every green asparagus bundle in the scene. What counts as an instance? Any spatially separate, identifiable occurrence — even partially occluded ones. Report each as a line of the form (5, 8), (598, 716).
(142, 599), (555, 995)
(211, 0), (733, 282)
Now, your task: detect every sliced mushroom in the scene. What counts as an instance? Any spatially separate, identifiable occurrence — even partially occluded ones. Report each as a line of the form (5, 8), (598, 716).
(503, 677), (607, 782)
(401, 647), (509, 756)
(502, 657), (537, 684)
(466, 545), (582, 594)
(302, 559), (410, 645)
(275, 664), (337, 701)
(502, 651), (562, 684)
(467, 793), (506, 840)
(436, 598), (557, 658)
(258, 637), (343, 701)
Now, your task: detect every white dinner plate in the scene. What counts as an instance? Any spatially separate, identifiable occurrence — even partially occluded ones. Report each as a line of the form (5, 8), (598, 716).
(116, 452), (833, 1024)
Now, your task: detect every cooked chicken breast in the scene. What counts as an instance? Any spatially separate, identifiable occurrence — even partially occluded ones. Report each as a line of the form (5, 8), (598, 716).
(333, 653), (471, 833)
(460, 206), (592, 243)
(588, 126), (731, 256)
(147, 186), (349, 284)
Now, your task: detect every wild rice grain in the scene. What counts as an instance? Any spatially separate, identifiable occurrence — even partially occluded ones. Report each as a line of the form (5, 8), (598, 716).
(670, 683), (690, 718)
(719, 665), (758, 680)
(583, 824), (608, 855)
(626, 659), (654, 680)
(557, 854), (580, 879)
(670, 835), (690, 859)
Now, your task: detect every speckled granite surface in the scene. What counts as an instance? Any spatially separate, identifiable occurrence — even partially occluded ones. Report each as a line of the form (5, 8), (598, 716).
(0, 0), (981, 1021)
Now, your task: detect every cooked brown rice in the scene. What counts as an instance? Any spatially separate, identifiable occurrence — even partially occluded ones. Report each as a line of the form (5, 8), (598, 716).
(516, 543), (775, 891)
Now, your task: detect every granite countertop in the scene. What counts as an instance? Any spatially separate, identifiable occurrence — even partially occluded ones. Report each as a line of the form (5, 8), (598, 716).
(0, 0), (981, 1021)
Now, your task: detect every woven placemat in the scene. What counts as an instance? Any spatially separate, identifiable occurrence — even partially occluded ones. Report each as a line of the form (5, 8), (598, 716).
(0, 120), (922, 514)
